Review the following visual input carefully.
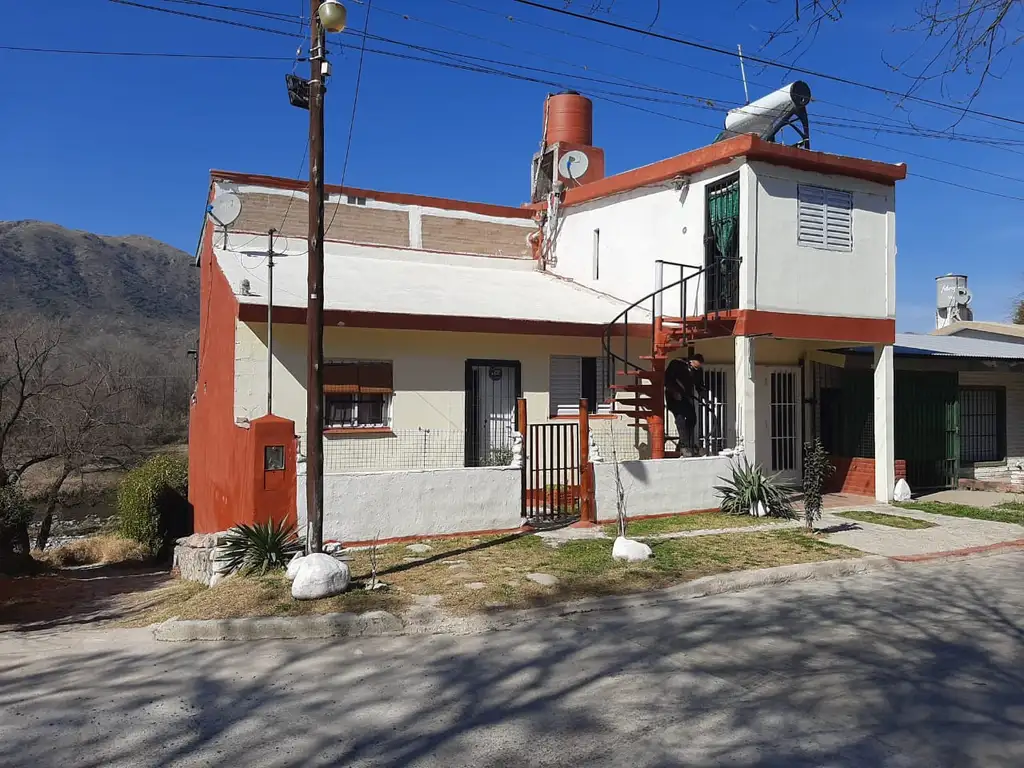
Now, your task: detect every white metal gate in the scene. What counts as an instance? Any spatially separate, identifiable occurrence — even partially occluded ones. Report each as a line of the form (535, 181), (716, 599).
(757, 366), (802, 481)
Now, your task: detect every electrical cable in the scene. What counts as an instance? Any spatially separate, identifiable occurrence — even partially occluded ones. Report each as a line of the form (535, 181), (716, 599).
(324, 0), (374, 235)
(510, 0), (1024, 129)
(0, 44), (293, 60)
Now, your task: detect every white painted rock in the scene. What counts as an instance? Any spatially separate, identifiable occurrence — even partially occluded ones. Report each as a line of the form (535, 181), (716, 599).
(750, 501), (768, 518)
(291, 553), (350, 600)
(286, 552), (305, 582)
(612, 536), (653, 563)
(893, 478), (913, 502)
(406, 543), (432, 554)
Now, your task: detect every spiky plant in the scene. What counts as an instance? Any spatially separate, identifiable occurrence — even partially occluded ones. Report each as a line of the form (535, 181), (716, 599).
(802, 438), (834, 531)
(219, 519), (302, 576)
(715, 456), (797, 518)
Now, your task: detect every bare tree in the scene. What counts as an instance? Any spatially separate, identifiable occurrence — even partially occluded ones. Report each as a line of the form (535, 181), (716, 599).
(0, 315), (146, 570)
(759, 0), (1023, 104)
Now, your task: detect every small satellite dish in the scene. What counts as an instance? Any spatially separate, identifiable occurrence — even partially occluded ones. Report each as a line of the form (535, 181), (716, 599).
(957, 287), (973, 306)
(208, 192), (241, 227)
(558, 150), (590, 181)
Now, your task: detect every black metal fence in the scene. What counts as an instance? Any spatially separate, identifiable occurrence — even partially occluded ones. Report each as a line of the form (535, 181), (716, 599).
(525, 422), (580, 521)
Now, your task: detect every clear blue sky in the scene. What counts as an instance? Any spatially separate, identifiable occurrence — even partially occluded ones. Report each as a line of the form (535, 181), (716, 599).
(2, 0), (1022, 331)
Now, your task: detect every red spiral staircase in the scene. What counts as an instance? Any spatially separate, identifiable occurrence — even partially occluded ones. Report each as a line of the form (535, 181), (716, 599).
(602, 260), (739, 459)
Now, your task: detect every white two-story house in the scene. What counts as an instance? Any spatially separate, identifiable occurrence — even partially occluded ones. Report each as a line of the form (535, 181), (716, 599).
(188, 89), (906, 542)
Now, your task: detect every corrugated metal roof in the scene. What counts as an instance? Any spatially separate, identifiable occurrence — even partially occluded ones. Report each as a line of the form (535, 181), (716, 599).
(893, 332), (1024, 359)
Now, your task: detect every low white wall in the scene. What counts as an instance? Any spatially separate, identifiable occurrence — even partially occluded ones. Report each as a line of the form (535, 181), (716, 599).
(594, 455), (732, 521)
(297, 465), (522, 543)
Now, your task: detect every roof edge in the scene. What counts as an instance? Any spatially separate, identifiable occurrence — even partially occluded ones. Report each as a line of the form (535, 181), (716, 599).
(555, 134), (907, 209)
(209, 170), (537, 220)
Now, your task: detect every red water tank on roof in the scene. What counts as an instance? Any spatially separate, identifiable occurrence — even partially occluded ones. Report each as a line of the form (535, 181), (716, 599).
(544, 90), (593, 146)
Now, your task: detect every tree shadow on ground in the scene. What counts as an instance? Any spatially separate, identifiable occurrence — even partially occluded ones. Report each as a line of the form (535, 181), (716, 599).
(1, 554), (1023, 767)
(0, 564), (172, 631)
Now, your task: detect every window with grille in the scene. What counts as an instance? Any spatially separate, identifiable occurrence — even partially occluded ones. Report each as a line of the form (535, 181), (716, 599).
(323, 360), (393, 429)
(797, 185), (853, 251)
(549, 355), (612, 416)
(959, 387), (1005, 463)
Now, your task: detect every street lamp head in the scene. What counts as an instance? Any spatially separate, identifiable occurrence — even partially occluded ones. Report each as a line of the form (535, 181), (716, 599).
(318, 0), (347, 33)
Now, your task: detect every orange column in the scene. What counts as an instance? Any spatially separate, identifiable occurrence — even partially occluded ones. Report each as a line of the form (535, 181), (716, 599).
(648, 356), (666, 460)
(573, 398), (597, 527)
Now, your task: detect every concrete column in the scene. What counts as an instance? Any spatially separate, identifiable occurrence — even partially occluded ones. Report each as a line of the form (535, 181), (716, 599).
(873, 344), (896, 502)
(735, 335), (757, 464)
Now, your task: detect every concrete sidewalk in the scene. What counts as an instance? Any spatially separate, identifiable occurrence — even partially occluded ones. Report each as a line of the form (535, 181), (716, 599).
(818, 503), (1023, 557)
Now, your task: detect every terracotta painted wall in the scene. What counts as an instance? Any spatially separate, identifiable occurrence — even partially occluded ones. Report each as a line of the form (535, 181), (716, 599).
(826, 456), (906, 496)
(189, 220), (297, 533)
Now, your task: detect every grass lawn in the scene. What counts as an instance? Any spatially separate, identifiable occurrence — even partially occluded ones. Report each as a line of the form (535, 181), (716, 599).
(835, 510), (937, 530)
(601, 512), (790, 537)
(127, 529), (860, 625)
(896, 501), (1024, 526)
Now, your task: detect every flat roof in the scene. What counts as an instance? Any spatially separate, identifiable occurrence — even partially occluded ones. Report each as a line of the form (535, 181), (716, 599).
(215, 242), (644, 327)
(931, 321), (1024, 341)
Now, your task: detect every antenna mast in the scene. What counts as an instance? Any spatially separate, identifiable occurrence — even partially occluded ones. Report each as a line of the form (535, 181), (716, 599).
(737, 44), (750, 104)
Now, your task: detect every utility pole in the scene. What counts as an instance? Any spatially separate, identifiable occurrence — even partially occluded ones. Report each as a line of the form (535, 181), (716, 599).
(267, 228), (276, 416)
(306, 0), (327, 554)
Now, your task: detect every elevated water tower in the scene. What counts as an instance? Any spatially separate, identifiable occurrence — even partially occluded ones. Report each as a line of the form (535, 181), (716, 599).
(935, 273), (973, 329)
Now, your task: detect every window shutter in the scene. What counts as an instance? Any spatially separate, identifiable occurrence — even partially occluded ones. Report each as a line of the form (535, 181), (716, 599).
(798, 185), (853, 251)
(322, 361), (393, 394)
(797, 185), (826, 248)
(550, 355), (582, 416)
(323, 362), (359, 393)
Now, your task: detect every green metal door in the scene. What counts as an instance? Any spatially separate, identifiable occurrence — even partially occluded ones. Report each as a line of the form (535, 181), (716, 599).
(894, 371), (959, 492)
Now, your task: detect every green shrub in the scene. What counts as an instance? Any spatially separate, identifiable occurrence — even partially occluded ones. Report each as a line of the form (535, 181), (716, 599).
(715, 456), (797, 519)
(117, 453), (189, 556)
(219, 520), (302, 576)
(802, 438), (834, 530)
(0, 482), (32, 530)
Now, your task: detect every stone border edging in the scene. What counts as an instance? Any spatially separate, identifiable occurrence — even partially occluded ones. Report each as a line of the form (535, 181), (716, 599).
(151, 541), (1024, 642)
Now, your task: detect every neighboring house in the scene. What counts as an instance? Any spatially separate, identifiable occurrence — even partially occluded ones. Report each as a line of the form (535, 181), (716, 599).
(189, 90), (911, 542)
(815, 333), (1024, 495)
(931, 321), (1024, 346)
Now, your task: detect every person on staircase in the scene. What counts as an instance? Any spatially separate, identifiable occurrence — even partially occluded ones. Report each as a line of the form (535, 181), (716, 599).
(665, 354), (709, 457)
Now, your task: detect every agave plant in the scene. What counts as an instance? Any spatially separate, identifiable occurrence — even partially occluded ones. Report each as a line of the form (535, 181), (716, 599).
(715, 457), (797, 519)
(219, 519), (303, 576)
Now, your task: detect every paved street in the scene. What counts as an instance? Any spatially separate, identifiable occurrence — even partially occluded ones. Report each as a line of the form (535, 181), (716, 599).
(2, 552), (1023, 767)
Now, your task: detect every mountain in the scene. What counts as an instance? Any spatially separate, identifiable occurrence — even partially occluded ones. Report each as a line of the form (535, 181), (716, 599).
(0, 220), (198, 349)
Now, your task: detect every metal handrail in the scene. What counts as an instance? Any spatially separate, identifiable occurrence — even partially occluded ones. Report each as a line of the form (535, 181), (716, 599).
(600, 257), (741, 391)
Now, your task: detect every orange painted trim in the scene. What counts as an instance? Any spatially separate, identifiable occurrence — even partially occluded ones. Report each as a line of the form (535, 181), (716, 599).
(324, 427), (393, 436)
(333, 525), (533, 549)
(553, 134), (906, 209)
(595, 507), (721, 525)
(890, 539), (1024, 563)
(211, 169), (534, 220)
(237, 303), (651, 339)
(734, 310), (895, 344)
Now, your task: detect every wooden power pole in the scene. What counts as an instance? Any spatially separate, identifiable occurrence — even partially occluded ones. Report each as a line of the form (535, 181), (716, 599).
(306, 0), (327, 554)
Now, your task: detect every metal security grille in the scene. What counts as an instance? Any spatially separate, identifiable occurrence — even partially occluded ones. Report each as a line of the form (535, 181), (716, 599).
(704, 174), (741, 314)
(465, 360), (521, 468)
(770, 371), (799, 472)
(960, 387), (1004, 463)
(698, 368), (729, 455)
(525, 423), (581, 521)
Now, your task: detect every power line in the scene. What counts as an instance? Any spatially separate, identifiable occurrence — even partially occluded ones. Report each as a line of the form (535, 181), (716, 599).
(108, 0), (298, 38)
(153, 0), (298, 24)
(0, 44), (292, 60)
(325, 0), (374, 235)
(510, 0), (1024, 129)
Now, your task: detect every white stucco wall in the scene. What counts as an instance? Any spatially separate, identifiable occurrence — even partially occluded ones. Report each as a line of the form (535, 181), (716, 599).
(750, 162), (896, 320)
(549, 161), (746, 313)
(234, 323), (645, 429)
(296, 465), (523, 542)
(593, 455), (732, 521)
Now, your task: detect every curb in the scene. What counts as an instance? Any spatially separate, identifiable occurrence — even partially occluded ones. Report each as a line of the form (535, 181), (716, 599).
(150, 544), (1024, 642)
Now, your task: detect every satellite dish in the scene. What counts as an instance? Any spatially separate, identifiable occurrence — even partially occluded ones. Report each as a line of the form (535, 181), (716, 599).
(957, 287), (973, 307)
(208, 192), (241, 227)
(558, 150), (590, 181)
(715, 81), (812, 148)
